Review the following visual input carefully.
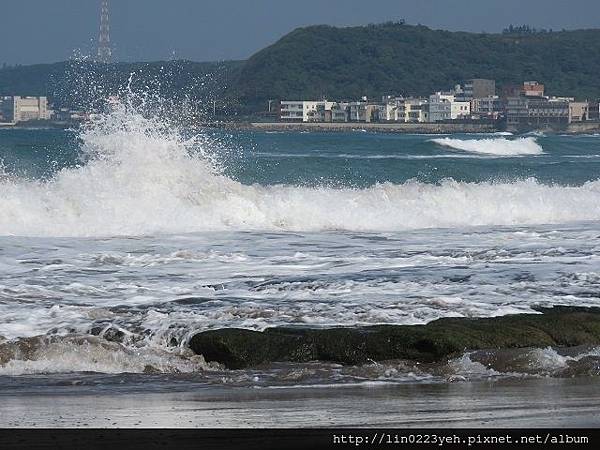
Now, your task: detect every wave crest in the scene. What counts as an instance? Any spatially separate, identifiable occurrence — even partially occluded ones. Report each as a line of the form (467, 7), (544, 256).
(431, 137), (544, 156)
(1, 106), (599, 237)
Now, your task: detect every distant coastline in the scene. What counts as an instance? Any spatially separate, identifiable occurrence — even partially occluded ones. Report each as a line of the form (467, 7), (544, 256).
(6, 120), (600, 135)
(244, 122), (497, 134)
(0, 121), (74, 130)
(207, 121), (600, 135)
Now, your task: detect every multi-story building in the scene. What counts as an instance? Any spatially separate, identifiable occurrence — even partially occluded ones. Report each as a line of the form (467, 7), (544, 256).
(531, 98), (570, 124)
(472, 96), (505, 120)
(305, 101), (339, 122)
(569, 102), (590, 123)
(428, 92), (454, 122)
(506, 96), (569, 130)
(398, 98), (429, 123)
(506, 97), (529, 128)
(303, 101), (326, 122)
(451, 101), (471, 119)
(379, 97), (429, 123)
(463, 79), (496, 100)
(588, 101), (600, 121)
(366, 104), (383, 123)
(0, 96), (52, 123)
(347, 101), (368, 122)
(280, 101), (305, 121)
(429, 92), (470, 122)
(452, 84), (468, 102)
(379, 96), (402, 121)
(280, 100), (340, 122)
(324, 103), (348, 122)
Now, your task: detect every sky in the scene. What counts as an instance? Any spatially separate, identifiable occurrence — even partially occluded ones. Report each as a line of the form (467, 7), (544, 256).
(2, 0), (600, 65)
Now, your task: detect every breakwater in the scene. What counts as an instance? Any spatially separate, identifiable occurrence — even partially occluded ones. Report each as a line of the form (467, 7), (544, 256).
(245, 122), (497, 134)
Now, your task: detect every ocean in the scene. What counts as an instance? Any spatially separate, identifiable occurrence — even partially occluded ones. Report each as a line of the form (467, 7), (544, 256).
(2, 106), (600, 426)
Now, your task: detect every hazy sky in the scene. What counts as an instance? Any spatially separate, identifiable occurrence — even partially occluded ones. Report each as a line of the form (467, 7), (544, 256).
(2, 0), (600, 65)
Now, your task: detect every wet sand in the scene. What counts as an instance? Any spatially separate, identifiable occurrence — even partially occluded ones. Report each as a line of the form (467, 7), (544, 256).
(1, 377), (600, 428)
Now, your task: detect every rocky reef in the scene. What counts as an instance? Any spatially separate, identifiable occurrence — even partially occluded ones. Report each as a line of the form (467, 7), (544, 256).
(189, 306), (600, 369)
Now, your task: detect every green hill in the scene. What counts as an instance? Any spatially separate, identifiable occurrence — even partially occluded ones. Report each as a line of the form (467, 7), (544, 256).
(235, 23), (600, 110)
(2, 23), (600, 114)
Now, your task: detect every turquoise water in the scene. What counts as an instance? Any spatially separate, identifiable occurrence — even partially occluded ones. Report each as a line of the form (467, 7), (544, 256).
(2, 128), (600, 186)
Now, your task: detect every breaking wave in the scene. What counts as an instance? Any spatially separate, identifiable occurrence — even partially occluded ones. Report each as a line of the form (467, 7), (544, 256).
(1, 104), (599, 238)
(0, 335), (214, 376)
(3, 335), (600, 380)
(431, 137), (544, 156)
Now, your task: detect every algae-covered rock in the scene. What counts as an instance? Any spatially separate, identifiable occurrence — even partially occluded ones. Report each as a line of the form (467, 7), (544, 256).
(188, 306), (600, 369)
(191, 328), (315, 369)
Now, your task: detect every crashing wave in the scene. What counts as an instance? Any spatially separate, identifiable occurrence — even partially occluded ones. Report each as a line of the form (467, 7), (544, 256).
(1, 103), (599, 237)
(431, 137), (544, 156)
(0, 335), (214, 376)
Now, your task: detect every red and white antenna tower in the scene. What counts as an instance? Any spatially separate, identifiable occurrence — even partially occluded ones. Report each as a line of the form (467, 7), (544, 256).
(97, 0), (112, 63)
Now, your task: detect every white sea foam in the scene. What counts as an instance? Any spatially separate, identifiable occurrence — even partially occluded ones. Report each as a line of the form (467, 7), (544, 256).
(525, 130), (547, 138)
(0, 335), (213, 375)
(447, 353), (501, 378)
(0, 104), (599, 238)
(431, 137), (544, 156)
(525, 346), (600, 373)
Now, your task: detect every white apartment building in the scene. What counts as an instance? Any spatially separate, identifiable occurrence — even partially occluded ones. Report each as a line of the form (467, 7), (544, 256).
(346, 100), (381, 123)
(280, 100), (341, 122)
(380, 98), (400, 121)
(379, 97), (429, 123)
(398, 98), (429, 123)
(280, 101), (304, 121)
(0, 96), (52, 123)
(428, 92), (454, 122)
(347, 101), (368, 122)
(429, 92), (471, 122)
(328, 103), (348, 122)
(451, 101), (471, 119)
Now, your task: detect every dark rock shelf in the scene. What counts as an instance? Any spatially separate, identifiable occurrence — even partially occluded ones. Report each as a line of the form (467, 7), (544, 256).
(189, 306), (600, 369)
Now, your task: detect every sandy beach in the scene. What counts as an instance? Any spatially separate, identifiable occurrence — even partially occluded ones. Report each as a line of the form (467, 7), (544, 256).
(2, 377), (600, 428)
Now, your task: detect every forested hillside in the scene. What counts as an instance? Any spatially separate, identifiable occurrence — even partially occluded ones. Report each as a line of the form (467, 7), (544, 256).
(2, 23), (599, 114)
(235, 23), (600, 109)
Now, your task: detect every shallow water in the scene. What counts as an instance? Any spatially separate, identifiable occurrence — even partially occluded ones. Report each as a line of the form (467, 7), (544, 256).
(2, 225), (600, 378)
(2, 377), (600, 427)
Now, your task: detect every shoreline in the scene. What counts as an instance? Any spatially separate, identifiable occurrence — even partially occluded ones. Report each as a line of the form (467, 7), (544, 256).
(2, 377), (600, 428)
(244, 122), (497, 134)
(207, 121), (499, 134)
(208, 121), (600, 135)
(5, 120), (600, 135)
